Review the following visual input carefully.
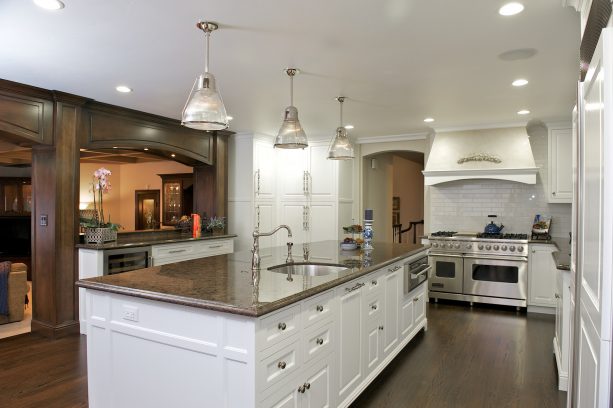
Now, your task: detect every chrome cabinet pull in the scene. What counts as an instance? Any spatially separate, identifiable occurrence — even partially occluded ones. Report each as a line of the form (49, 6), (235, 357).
(413, 297), (419, 302)
(371, 304), (377, 310)
(316, 338), (324, 345)
(305, 382), (311, 390)
(388, 265), (401, 272)
(371, 280), (378, 285)
(256, 205), (260, 228)
(277, 361), (287, 369)
(345, 282), (365, 293)
(316, 305), (324, 312)
(298, 385), (306, 393)
(208, 245), (223, 249)
(278, 322), (287, 331)
(554, 293), (560, 299)
(168, 249), (186, 254)
(379, 325), (384, 331)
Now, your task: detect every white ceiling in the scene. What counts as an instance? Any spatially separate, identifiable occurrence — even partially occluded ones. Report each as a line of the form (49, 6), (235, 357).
(0, 0), (580, 139)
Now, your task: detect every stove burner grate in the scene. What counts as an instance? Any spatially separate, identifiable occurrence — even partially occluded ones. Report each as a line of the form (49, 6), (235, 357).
(476, 233), (528, 240)
(430, 231), (457, 237)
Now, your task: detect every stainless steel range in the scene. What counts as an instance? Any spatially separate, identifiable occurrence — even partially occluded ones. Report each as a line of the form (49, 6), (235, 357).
(428, 231), (529, 308)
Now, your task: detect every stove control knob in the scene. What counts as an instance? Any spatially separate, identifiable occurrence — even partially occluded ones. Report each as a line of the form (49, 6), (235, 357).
(501, 245), (508, 251)
(518, 246), (524, 252)
(509, 246), (516, 252)
(432, 243), (439, 248)
(478, 244), (484, 250)
(454, 243), (461, 249)
(466, 243), (472, 249)
(493, 245), (499, 250)
(485, 245), (492, 250)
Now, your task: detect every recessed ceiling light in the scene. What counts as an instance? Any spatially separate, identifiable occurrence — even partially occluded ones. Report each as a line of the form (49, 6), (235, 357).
(512, 78), (528, 87)
(517, 109), (530, 115)
(226, 115), (233, 121)
(115, 85), (132, 93)
(112, 146), (118, 149)
(344, 125), (354, 130)
(499, 2), (524, 16)
(144, 148), (149, 151)
(171, 153), (176, 158)
(424, 117), (435, 123)
(33, 0), (65, 10)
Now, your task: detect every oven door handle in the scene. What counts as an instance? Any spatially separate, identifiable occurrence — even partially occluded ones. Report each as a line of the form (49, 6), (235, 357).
(429, 253), (464, 258)
(463, 254), (528, 262)
(411, 265), (432, 277)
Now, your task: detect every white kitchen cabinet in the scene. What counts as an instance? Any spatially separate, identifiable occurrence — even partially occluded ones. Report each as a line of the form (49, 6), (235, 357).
(363, 292), (383, 375)
(528, 244), (557, 309)
(152, 238), (234, 266)
(309, 202), (337, 244)
(279, 202), (310, 245)
(254, 139), (277, 201)
(554, 268), (572, 391)
(336, 278), (365, 403)
(256, 201), (278, 248)
(547, 122), (573, 203)
(277, 148), (310, 201)
(382, 266), (401, 357)
(308, 144), (337, 201)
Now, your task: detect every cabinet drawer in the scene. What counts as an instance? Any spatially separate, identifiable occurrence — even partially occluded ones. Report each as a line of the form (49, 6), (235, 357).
(258, 304), (301, 351)
(258, 341), (301, 391)
(364, 270), (385, 295)
(196, 239), (234, 256)
(301, 290), (335, 329)
(152, 242), (195, 258)
(303, 321), (333, 365)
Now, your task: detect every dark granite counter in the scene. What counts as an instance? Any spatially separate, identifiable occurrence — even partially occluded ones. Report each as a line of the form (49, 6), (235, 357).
(76, 240), (428, 317)
(76, 231), (236, 250)
(529, 238), (571, 270)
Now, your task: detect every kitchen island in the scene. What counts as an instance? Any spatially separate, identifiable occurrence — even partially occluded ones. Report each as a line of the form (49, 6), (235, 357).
(77, 240), (429, 408)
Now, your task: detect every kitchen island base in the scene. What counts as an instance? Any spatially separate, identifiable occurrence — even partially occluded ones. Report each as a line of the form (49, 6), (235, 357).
(83, 263), (427, 408)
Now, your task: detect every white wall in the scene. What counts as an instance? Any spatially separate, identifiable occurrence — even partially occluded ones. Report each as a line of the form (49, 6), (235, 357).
(428, 123), (572, 237)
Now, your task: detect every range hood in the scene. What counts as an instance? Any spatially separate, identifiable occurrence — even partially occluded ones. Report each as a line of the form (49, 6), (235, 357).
(423, 127), (538, 186)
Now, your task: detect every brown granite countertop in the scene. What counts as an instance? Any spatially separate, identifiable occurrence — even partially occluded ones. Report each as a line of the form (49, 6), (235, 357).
(529, 238), (571, 270)
(76, 232), (237, 250)
(76, 240), (428, 317)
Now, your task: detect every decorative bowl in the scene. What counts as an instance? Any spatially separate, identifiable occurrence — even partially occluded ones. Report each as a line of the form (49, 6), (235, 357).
(340, 242), (358, 250)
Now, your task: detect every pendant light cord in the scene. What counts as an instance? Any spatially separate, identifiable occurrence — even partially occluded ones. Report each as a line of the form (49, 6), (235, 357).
(290, 74), (294, 106)
(339, 99), (343, 127)
(204, 31), (210, 73)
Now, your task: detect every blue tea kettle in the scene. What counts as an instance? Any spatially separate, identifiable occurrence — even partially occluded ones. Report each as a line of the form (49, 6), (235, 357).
(484, 216), (504, 234)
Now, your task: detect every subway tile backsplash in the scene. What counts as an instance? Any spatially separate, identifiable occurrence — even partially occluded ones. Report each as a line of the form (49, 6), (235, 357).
(428, 125), (572, 237)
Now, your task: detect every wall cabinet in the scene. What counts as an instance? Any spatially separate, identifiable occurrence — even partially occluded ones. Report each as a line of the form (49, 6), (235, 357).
(0, 177), (32, 215)
(528, 244), (557, 309)
(159, 173), (193, 226)
(547, 123), (573, 203)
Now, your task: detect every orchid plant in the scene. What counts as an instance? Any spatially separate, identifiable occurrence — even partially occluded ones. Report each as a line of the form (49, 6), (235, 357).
(80, 167), (121, 231)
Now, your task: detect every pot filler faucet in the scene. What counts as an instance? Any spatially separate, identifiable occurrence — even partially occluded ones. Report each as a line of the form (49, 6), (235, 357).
(251, 225), (293, 281)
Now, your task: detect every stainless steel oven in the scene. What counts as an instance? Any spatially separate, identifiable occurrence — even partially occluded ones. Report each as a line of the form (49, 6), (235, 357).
(463, 254), (528, 305)
(103, 246), (152, 275)
(405, 255), (430, 293)
(429, 253), (464, 295)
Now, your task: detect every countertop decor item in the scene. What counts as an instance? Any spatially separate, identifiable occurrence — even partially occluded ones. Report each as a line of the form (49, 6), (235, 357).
(274, 68), (308, 149)
(484, 215), (504, 234)
(206, 215), (226, 235)
(363, 209), (374, 250)
(327, 96), (355, 160)
(81, 167), (120, 244)
(181, 20), (228, 131)
(531, 214), (552, 240)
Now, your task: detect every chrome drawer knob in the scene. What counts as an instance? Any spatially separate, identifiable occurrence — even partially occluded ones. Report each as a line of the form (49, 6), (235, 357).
(316, 338), (324, 345)
(414, 297), (419, 302)
(371, 304), (377, 310)
(278, 322), (287, 331)
(379, 325), (384, 331)
(371, 280), (378, 285)
(278, 361), (287, 369)
(316, 305), (324, 312)
(298, 385), (306, 393)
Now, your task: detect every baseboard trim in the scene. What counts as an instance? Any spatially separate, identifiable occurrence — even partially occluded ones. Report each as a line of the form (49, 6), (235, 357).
(31, 319), (79, 339)
(527, 305), (556, 315)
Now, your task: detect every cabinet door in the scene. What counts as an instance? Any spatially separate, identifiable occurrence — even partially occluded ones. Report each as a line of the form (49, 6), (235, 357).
(336, 281), (363, 403)
(413, 287), (427, 325)
(308, 144), (336, 201)
(254, 140), (276, 200)
(278, 202), (308, 245)
(256, 201), (277, 249)
(301, 359), (332, 408)
(260, 382), (300, 408)
(277, 148), (309, 200)
(309, 202), (337, 243)
(363, 294), (383, 375)
(528, 245), (556, 307)
(555, 270), (563, 346)
(400, 296), (415, 340)
(382, 269), (401, 356)
(548, 127), (573, 203)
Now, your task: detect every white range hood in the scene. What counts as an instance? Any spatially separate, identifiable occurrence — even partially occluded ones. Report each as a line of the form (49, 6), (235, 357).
(423, 127), (538, 186)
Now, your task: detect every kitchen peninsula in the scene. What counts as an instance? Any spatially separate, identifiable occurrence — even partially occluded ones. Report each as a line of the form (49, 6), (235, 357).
(77, 240), (429, 408)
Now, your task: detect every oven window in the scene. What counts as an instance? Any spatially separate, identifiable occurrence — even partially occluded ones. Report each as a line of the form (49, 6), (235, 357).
(435, 261), (456, 278)
(472, 264), (518, 283)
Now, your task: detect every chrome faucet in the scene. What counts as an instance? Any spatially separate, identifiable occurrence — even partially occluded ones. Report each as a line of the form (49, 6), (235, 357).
(251, 225), (293, 282)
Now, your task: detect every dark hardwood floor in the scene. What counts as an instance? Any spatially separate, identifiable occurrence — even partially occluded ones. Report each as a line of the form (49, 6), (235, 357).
(0, 302), (566, 408)
(352, 301), (567, 408)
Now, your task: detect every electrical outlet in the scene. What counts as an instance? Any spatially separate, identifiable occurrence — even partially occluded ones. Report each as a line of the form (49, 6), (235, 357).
(122, 305), (139, 322)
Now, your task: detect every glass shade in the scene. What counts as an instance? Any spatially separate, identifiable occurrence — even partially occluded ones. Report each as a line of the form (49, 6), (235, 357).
(327, 126), (355, 159)
(182, 73), (228, 131)
(274, 106), (308, 149)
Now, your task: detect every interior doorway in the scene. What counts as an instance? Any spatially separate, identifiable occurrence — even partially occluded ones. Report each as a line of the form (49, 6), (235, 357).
(135, 190), (160, 230)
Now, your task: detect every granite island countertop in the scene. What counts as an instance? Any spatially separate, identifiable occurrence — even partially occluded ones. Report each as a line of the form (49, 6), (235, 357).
(76, 240), (428, 317)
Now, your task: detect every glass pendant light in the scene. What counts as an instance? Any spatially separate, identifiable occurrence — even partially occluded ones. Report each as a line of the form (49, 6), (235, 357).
(274, 68), (308, 149)
(327, 97), (355, 160)
(182, 21), (228, 131)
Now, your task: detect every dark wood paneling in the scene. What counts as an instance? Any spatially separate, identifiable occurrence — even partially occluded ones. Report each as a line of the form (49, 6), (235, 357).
(82, 103), (221, 165)
(193, 164), (216, 219)
(0, 91), (53, 145)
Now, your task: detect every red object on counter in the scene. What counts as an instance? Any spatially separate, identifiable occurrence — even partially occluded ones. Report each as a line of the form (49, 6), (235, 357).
(192, 214), (201, 238)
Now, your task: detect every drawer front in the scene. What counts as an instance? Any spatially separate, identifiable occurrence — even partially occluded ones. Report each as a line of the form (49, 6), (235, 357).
(364, 293), (383, 322)
(301, 290), (335, 329)
(195, 239), (234, 256)
(258, 305), (301, 351)
(259, 341), (301, 391)
(152, 243), (195, 258)
(303, 322), (333, 365)
(365, 270), (385, 295)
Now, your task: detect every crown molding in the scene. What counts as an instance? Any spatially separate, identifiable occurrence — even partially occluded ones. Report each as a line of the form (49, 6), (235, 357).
(356, 132), (429, 144)
(433, 121), (529, 133)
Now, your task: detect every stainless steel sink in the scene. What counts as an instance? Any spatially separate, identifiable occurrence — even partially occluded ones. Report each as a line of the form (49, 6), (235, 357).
(268, 263), (348, 276)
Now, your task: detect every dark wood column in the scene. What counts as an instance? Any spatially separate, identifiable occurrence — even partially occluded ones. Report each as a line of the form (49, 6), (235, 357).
(31, 94), (84, 338)
(193, 132), (229, 224)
